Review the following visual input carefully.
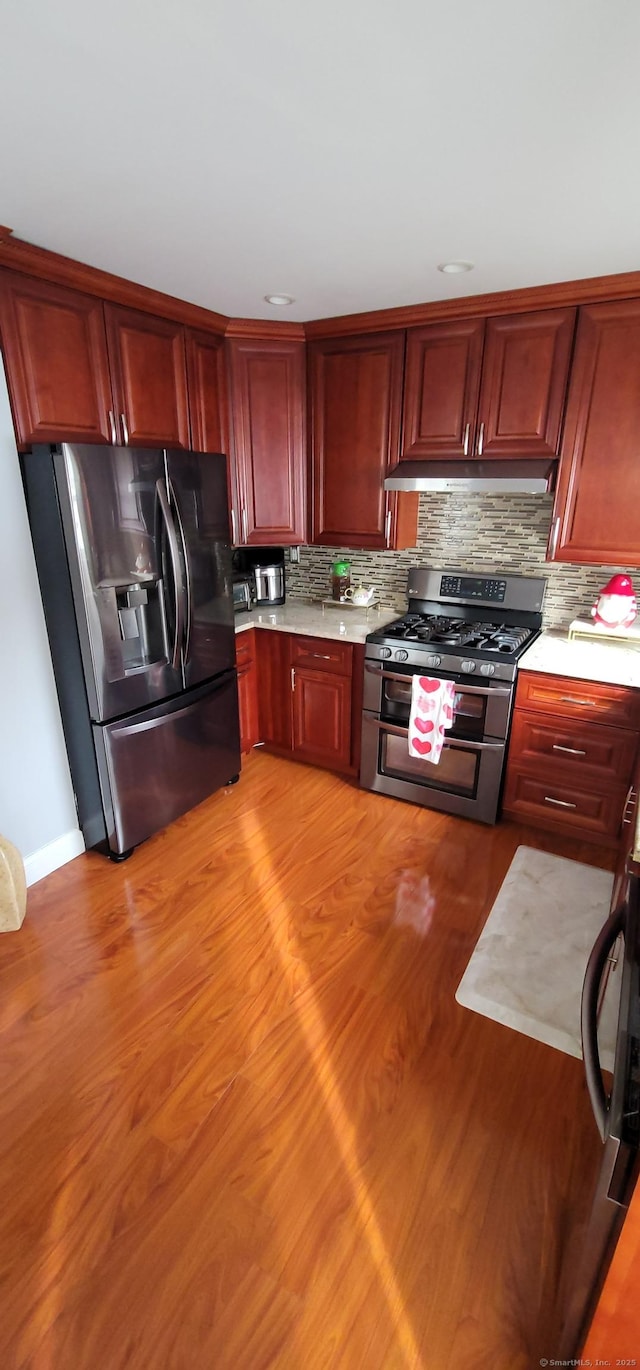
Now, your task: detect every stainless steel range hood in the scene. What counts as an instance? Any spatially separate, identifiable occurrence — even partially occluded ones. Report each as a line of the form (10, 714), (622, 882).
(384, 459), (557, 494)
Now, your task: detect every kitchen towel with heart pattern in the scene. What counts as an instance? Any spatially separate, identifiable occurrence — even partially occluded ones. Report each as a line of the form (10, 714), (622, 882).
(408, 675), (457, 764)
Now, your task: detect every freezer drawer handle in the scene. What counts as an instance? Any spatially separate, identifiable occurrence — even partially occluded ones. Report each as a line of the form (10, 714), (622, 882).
(581, 901), (627, 1141)
(156, 478), (185, 670)
(112, 675), (234, 738)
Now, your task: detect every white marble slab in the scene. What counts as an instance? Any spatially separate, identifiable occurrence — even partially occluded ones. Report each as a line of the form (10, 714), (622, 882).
(234, 600), (396, 645)
(455, 846), (620, 1071)
(519, 629), (640, 688)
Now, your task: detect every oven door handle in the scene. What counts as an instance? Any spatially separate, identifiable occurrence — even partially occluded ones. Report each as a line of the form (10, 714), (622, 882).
(364, 663), (511, 697)
(362, 717), (503, 750)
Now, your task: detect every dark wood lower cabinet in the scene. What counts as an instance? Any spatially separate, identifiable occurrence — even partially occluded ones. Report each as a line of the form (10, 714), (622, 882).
(503, 670), (640, 847)
(253, 628), (361, 775)
(292, 668), (352, 771)
(236, 630), (259, 755)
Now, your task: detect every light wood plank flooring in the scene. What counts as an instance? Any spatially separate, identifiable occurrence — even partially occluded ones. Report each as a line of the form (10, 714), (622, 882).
(0, 752), (612, 1369)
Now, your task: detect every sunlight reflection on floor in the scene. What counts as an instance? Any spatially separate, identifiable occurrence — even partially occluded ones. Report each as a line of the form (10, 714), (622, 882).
(240, 808), (423, 1368)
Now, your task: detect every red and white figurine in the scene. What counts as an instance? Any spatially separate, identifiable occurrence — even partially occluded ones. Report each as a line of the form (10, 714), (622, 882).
(591, 573), (637, 630)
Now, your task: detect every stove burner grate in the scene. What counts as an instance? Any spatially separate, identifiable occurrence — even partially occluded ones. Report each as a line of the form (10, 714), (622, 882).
(374, 612), (535, 656)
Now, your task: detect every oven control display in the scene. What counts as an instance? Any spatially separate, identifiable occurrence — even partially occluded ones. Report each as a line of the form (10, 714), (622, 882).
(440, 575), (507, 602)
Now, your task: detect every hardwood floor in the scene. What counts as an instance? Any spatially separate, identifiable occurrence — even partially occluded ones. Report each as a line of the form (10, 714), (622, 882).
(0, 752), (612, 1369)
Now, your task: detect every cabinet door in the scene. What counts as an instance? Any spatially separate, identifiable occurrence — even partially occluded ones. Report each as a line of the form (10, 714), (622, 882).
(292, 666), (352, 771)
(254, 628), (293, 750)
(550, 299), (640, 565)
(186, 325), (237, 533)
(185, 327), (228, 455)
(478, 308), (575, 459)
(401, 318), (484, 460)
(236, 631), (259, 755)
(227, 338), (306, 545)
(0, 270), (113, 445)
(309, 331), (415, 549)
(105, 304), (191, 449)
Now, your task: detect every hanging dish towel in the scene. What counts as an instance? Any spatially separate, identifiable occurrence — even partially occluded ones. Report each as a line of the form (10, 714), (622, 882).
(408, 675), (457, 764)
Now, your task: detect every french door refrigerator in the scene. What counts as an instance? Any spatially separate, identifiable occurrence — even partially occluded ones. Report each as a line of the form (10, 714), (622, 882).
(560, 867), (640, 1355)
(22, 443), (241, 858)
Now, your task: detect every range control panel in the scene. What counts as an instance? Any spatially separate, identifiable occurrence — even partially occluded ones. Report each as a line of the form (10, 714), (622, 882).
(440, 574), (507, 602)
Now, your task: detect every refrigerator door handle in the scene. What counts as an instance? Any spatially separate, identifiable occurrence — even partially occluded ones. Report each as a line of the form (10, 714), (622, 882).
(168, 476), (192, 664)
(581, 901), (627, 1141)
(156, 478), (185, 670)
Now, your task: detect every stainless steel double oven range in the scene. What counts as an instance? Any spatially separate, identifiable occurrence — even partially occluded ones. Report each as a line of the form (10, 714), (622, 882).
(360, 567), (546, 824)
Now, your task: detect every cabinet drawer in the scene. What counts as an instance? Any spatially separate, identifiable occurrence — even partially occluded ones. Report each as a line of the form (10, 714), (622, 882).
(503, 769), (628, 842)
(516, 671), (640, 729)
(290, 636), (353, 676)
(509, 710), (636, 787)
(235, 629), (255, 669)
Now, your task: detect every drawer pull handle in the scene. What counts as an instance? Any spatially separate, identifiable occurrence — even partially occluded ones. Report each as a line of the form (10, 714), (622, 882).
(544, 795), (578, 809)
(560, 697), (595, 707)
(310, 653), (333, 660)
(552, 744), (587, 756)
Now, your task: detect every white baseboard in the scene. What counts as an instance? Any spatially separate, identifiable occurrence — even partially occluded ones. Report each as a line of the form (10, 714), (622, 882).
(24, 829), (86, 887)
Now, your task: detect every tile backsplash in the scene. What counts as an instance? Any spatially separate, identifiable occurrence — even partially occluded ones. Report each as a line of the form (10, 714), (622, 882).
(285, 494), (629, 628)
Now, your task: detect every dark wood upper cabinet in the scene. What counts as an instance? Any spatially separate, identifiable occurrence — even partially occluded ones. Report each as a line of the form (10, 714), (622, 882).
(550, 299), (640, 565)
(402, 318), (484, 460)
(185, 327), (228, 455)
(227, 337), (306, 545)
(478, 308), (576, 458)
(308, 331), (418, 550)
(185, 325), (236, 522)
(0, 270), (114, 446)
(401, 307), (575, 462)
(104, 304), (191, 449)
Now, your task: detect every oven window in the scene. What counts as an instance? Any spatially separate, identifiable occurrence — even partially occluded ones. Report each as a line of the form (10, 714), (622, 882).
(382, 676), (487, 741)
(381, 732), (480, 798)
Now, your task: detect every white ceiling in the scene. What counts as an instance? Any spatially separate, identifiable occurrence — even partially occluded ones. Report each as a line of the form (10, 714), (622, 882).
(2, 0), (640, 322)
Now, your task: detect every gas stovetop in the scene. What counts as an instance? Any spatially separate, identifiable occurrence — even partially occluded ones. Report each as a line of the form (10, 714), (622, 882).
(365, 567), (546, 682)
(376, 612), (536, 655)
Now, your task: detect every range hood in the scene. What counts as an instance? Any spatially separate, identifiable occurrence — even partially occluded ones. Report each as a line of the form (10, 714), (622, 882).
(384, 459), (557, 494)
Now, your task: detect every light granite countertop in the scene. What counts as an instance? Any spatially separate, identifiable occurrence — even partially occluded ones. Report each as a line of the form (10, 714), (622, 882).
(237, 609), (640, 685)
(518, 629), (640, 689)
(234, 600), (396, 645)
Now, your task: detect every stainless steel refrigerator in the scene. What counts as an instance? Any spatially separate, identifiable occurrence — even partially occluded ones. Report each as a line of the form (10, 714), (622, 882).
(559, 865), (640, 1355)
(22, 443), (241, 858)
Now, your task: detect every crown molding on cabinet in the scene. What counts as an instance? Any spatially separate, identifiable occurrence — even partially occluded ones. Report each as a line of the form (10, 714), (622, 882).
(225, 317), (306, 341)
(303, 270), (640, 339)
(0, 229), (230, 335)
(2, 223), (640, 341)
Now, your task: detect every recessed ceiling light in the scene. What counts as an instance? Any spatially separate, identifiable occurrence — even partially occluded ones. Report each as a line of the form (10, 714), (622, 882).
(437, 261), (474, 275)
(264, 293), (295, 306)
